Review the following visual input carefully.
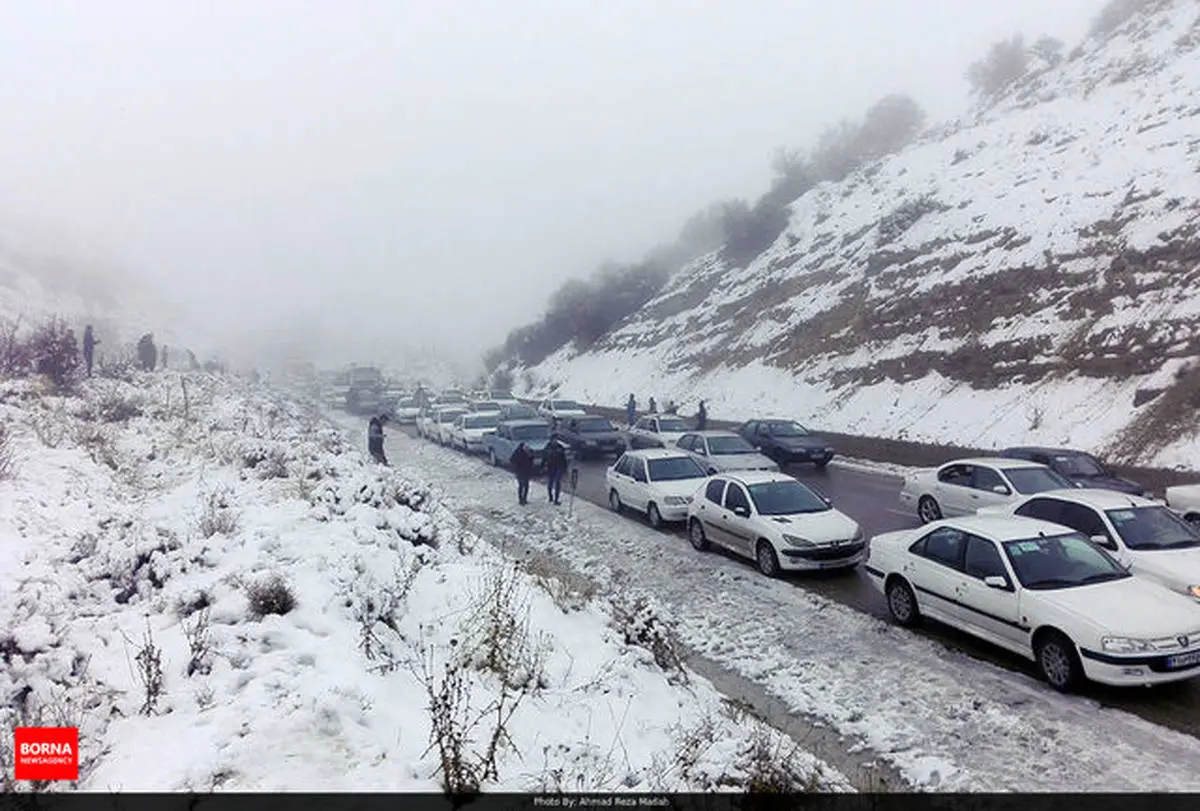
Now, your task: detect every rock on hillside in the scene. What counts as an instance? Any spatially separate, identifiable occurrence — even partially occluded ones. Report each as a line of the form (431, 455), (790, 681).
(520, 0), (1200, 470)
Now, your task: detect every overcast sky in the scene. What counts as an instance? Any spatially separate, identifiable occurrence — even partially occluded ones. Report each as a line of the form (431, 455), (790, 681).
(0, 0), (1105, 368)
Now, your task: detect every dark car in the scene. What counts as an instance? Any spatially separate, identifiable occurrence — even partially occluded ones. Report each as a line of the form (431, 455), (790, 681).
(498, 402), (543, 422)
(1000, 446), (1146, 496)
(736, 419), (835, 469)
(554, 415), (627, 460)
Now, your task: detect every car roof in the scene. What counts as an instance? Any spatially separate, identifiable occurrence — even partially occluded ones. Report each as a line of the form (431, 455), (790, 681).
(1004, 446), (1091, 456)
(715, 469), (794, 486)
(943, 456), (1047, 470)
(622, 448), (692, 459)
(503, 419), (550, 427)
(939, 513), (1083, 542)
(689, 429), (740, 437)
(1020, 487), (1157, 510)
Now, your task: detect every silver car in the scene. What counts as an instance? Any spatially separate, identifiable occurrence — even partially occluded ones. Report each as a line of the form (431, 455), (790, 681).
(675, 430), (779, 475)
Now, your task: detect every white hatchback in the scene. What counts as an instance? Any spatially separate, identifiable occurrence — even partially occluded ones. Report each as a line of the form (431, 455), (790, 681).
(685, 471), (863, 576)
(605, 449), (710, 528)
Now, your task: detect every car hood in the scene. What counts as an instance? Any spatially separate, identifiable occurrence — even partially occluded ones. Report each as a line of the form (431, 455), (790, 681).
(521, 439), (551, 452)
(1128, 548), (1200, 592)
(463, 427), (496, 438)
(764, 509), (859, 542)
(709, 453), (777, 471)
(1069, 473), (1143, 495)
(646, 478), (708, 499)
(1042, 576), (1200, 637)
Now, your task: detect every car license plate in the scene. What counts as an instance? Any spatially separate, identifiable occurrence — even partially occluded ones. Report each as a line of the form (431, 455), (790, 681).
(1166, 650), (1200, 670)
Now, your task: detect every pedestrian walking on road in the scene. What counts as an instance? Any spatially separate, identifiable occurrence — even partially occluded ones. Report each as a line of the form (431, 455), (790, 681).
(696, 400), (708, 431)
(648, 396), (657, 414)
(544, 436), (568, 504)
(82, 325), (100, 377)
(368, 414), (390, 464)
(510, 442), (534, 505)
(626, 393), (636, 426)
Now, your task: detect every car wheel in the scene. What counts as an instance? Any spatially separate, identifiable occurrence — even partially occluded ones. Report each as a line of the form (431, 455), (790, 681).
(647, 503), (663, 529)
(489, 449), (498, 466)
(885, 577), (920, 627)
(814, 458), (830, 470)
(1035, 631), (1083, 692)
(756, 540), (781, 578)
(1185, 513), (1200, 527)
(917, 496), (942, 524)
(609, 489), (624, 513)
(688, 519), (709, 551)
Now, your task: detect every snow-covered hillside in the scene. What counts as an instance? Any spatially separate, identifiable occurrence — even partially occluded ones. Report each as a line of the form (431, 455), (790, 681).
(520, 0), (1200, 470)
(0, 370), (844, 792)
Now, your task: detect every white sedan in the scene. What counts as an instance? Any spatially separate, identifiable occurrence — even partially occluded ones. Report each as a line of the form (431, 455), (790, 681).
(605, 449), (710, 528)
(900, 457), (1076, 523)
(449, 412), (499, 453)
(626, 414), (692, 449)
(431, 406), (467, 445)
(675, 431), (778, 474)
(865, 513), (1200, 690)
(1166, 484), (1200, 525)
(686, 471), (864, 576)
(996, 488), (1200, 602)
(537, 398), (588, 423)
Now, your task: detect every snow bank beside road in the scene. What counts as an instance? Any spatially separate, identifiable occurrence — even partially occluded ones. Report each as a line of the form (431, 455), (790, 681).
(0, 371), (847, 793)
(386, 428), (1200, 792)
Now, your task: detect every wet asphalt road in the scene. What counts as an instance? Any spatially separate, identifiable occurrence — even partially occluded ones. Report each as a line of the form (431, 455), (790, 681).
(398, 424), (1200, 741)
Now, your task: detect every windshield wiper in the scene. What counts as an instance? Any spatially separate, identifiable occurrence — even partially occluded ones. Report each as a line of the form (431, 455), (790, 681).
(1161, 540), (1200, 549)
(1024, 577), (1080, 589)
(1078, 572), (1128, 585)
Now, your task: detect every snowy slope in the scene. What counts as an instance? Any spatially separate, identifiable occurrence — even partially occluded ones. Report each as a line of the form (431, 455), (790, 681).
(0, 371), (845, 792)
(520, 0), (1200, 470)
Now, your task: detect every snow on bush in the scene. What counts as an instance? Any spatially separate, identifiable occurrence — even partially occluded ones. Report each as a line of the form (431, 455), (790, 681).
(0, 369), (846, 793)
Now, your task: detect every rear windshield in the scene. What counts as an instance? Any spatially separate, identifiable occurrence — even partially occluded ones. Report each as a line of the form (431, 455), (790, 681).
(576, 418), (614, 433)
(551, 400), (582, 410)
(1006, 466), (1074, 494)
(512, 424), (550, 440)
(707, 435), (756, 455)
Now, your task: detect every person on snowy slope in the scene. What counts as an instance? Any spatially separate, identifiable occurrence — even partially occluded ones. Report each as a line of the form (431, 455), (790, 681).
(510, 441), (534, 505)
(544, 436), (568, 504)
(368, 414), (390, 464)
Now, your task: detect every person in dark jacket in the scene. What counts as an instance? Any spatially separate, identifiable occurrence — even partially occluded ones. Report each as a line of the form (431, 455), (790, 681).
(368, 414), (390, 464)
(510, 442), (534, 505)
(82, 325), (100, 377)
(137, 333), (156, 371)
(625, 393), (636, 426)
(696, 400), (708, 431)
(648, 396), (657, 414)
(544, 437), (568, 504)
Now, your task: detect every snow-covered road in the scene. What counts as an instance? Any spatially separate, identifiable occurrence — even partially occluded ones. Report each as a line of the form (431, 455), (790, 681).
(385, 428), (1200, 792)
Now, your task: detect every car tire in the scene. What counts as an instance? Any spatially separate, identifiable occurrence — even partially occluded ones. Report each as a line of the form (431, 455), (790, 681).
(688, 519), (709, 551)
(647, 503), (663, 529)
(609, 489), (624, 514)
(756, 540), (781, 578)
(1035, 630), (1083, 692)
(885, 577), (920, 627)
(1185, 513), (1200, 527)
(489, 449), (499, 467)
(815, 458), (830, 470)
(917, 496), (942, 524)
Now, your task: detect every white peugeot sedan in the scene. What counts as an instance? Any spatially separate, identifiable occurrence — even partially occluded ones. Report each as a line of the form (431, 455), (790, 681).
(675, 431), (779, 475)
(626, 414), (692, 449)
(994, 488), (1200, 603)
(605, 449), (710, 528)
(686, 471), (864, 576)
(900, 457), (1076, 523)
(865, 513), (1200, 690)
(450, 412), (499, 454)
(1166, 484), (1200, 525)
(431, 406), (467, 445)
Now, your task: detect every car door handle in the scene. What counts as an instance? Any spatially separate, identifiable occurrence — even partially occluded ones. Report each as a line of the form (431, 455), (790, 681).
(970, 493), (979, 499)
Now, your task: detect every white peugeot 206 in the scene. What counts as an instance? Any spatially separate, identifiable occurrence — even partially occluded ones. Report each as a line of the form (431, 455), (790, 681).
(865, 513), (1200, 691)
(605, 448), (711, 528)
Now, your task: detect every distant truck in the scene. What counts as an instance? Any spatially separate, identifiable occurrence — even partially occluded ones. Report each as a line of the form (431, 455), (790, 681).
(345, 365), (384, 415)
(484, 419), (553, 470)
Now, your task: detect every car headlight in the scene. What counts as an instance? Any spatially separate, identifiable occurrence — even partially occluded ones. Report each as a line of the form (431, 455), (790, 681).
(585, 440), (597, 446)
(664, 496), (688, 506)
(1188, 585), (1200, 600)
(781, 534), (814, 548)
(851, 527), (864, 542)
(1101, 636), (1153, 653)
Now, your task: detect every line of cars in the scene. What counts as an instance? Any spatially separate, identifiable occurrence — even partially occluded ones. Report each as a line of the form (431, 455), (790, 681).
(407, 390), (1200, 691)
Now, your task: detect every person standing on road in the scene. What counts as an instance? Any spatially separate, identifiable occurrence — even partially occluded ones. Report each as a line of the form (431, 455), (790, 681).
(626, 393), (636, 426)
(368, 414), (390, 464)
(544, 436), (568, 504)
(648, 396), (657, 414)
(696, 400), (708, 431)
(510, 441), (534, 505)
(82, 325), (100, 377)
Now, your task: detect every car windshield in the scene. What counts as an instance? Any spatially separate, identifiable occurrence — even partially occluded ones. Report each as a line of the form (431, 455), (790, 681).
(472, 401), (502, 411)
(747, 480), (830, 515)
(551, 400), (582, 411)
(512, 425), (550, 441)
(707, 435), (756, 454)
(491, 391), (515, 400)
(576, 418), (614, 433)
(464, 415), (498, 429)
(657, 418), (688, 432)
(504, 405), (539, 419)
(1053, 453), (1107, 477)
(1106, 506), (1200, 550)
(766, 422), (809, 437)
(1002, 532), (1131, 590)
(438, 410), (466, 423)
(1005, 466), (1075, 494)
(397, 399), (415, 408)
(647, 456), (708, 481)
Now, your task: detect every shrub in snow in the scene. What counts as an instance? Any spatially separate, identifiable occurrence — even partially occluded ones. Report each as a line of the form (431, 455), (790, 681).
(0, 420), (15, 480)
(458, 563), (550, 693)
(87, 382), (145, 423)
(197, 488), (240, 538)
(344, 557), (423, 669)
(131, 621), (165, 716)
(245, 573), (296, 618)
(611, 594), (687, 684)
(736, 728), (821, 793)
(25, 316), (83, 390)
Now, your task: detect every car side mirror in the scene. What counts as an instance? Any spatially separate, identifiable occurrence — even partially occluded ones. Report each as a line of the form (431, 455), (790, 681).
(983, 575), (1010, 590)
(992, 485), (1010, 495)
(1090, 534), (1118, 551)
(822, 496), (833, 505)
(732, 505), (750, 518)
